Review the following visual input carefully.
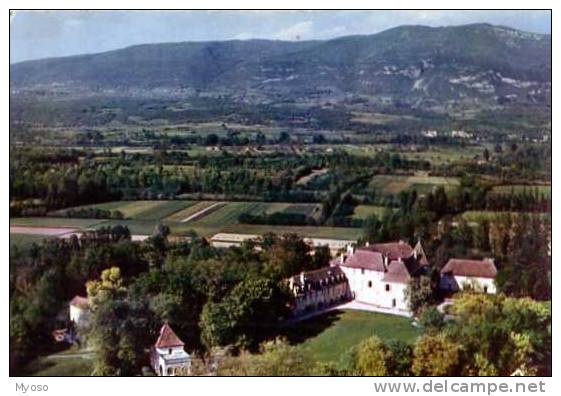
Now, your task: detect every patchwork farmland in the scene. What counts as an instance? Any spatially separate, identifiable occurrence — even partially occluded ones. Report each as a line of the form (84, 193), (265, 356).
(10, 200), (355, 244)
(53, 200), (196, 220)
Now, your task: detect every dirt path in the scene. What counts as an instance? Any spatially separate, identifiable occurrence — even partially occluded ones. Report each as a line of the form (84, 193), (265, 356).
(46, 350), (95, 360)
(10, 225), (79, 237)
(11, 226), (150, 242)
(180, 202), (224, 223)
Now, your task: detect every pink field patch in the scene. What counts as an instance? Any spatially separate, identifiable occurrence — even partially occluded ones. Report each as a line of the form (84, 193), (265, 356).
(10, 226), (79, 236)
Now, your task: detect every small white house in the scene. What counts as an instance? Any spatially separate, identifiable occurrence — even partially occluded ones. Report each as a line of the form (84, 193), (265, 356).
(69, 295), (90, 327)
(440, 258), (497, 294)
(151, 324), (191, 376)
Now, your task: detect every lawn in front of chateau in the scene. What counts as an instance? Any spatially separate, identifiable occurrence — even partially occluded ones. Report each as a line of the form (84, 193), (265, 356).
(19, 349), (94, 376)
(282, 309), (421, 364)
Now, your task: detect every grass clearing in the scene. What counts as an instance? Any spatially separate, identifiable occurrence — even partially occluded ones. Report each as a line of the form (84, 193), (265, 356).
(462, 210), (551, 223)
(10, 234), (50, 251)
(220, 224), (364, 240)
(84, 200), (195, 220)
(369, 174), (459, 195)
(352, 205), (394, 220)
(490, 185), (551, 198)
(350, 112), (418, 125)
(189, 202), (263, 227)
(281, 310), (420, 364)
(21, 350), (94, 376)
(399, 145), (485, 165)
(10, 217), (104, 229)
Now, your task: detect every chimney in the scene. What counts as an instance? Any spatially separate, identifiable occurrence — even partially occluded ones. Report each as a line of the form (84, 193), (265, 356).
(340, 253), (345, 265)
(384, 255), (388, 267)
(413, 250), (417, 259)
(347, 244), (355, 256)
(300, 272), (305, 285)
(365, 241), (370, 247)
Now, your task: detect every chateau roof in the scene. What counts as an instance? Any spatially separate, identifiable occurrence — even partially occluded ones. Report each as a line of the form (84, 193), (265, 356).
(291, 265), (346, 287)
(441, 258), (497, 279)
(366, 241), (414, 261)
(382, 260), (412, 284)
(155, 324), (185, 349)
(69, 295), (89, 309)
(341, 249), (385, 271)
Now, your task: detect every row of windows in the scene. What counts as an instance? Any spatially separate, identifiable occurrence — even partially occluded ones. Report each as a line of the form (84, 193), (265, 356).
(365, 280), (391, 291)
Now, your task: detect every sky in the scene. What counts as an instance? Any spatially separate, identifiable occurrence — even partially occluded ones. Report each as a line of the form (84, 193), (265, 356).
(10, 10), (551, 63)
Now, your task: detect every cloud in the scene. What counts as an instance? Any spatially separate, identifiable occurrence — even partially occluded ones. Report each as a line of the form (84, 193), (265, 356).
(274, 21), (313, 41)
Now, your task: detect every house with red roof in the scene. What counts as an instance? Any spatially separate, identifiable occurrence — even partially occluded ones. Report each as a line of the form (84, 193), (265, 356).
(440, 258), (497, 294)
(287, 266), (352, 316)
(337, 240), (429, 313)
(288, 240), (429, 316)
(151, 323), (191, 376)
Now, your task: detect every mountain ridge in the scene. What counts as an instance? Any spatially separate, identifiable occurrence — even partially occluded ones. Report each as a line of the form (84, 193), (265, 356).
(10, 23), (551, 108)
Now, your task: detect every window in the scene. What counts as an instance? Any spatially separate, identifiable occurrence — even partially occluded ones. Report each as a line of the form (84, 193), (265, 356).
(169, 348), (172, 355)
(385, 284), (390, 292)
(484, 286), (488, 294)
(361, 268), (365, 274)
(392, 298), (396, 307)
(368, 281), (372, 288)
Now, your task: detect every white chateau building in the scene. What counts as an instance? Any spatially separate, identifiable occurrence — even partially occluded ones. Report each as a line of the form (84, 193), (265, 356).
(288, 266), (352, 316)
(288, 240), (498, 317)
(440, 258), (497, 294)
(288, 240), (429, 316)
(151, 324), (192, 376)
(337, 240), (429, 313)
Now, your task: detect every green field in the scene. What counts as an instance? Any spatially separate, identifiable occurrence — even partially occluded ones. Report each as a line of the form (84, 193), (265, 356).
(220, 224), (364, 240)
(400, 145), (486, 165)
(490, 185), (551, 198)
(462, 210), (551, 223)
(239, 202), (322, 218)
(10, 234), (50, 251)
(71, 200), (196, 220)
(187, 202), (263, 226)
(164, 201), (221, 222)
(341, 144), (485, 166)
(369, 174), (459, 195)
(168, 201), (323, 235)
(352, 205), (394, 220)
(282, 310), (421, 364)
(10, 217), (105, 228)
(20, 350), (94, 376)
